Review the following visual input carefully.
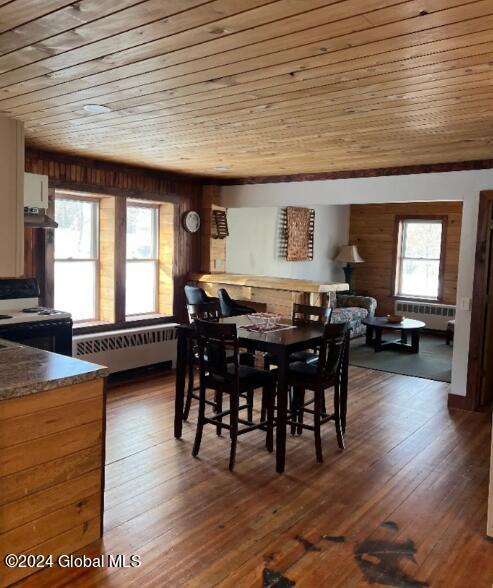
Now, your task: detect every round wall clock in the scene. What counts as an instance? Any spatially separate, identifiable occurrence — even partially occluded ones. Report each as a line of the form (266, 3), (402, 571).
(183, 210), (201, 233)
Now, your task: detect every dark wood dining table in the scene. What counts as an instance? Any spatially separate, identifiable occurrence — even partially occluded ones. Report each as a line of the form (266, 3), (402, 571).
(174, 316), (349, 473)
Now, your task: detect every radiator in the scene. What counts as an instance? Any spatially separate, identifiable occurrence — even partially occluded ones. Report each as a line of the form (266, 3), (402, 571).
(394, 301), (455, 331)
(73, 323), (178, 374)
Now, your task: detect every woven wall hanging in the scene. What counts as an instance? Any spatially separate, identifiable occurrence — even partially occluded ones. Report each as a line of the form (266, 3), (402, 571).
(211, 209), (229, 239)
(279, 207), (315, 261)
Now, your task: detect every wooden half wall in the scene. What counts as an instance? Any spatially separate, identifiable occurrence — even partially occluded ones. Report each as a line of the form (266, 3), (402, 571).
(349, 202), (463, 316)
(24, 149), (202, 323)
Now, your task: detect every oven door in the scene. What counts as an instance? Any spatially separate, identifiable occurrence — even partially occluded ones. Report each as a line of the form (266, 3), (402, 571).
(0, 319), (73, 356)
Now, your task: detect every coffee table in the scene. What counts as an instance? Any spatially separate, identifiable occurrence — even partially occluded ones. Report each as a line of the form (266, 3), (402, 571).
(362, 316), (426, 353)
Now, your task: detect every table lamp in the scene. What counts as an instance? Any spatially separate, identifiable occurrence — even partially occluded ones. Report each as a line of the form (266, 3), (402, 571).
(335, 245), (364, 292)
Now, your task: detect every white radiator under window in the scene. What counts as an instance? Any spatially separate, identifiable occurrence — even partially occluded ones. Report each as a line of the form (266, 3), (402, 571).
(73, 323), (178, 374)
(394, 301), (455, 331)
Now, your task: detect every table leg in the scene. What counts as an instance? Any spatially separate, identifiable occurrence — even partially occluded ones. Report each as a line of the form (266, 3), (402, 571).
(174, 329), (188, 438)
(340, 332), (349, 433)
(412, 331), (420, 353)
(365, 324), (374, 346)
(276, 350), (288, 474)
(374, 328), (382, 352)
(401, 329), (408, 344)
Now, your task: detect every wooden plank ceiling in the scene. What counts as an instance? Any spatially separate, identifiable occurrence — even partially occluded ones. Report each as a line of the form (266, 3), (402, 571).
(1, 0), (493, 178)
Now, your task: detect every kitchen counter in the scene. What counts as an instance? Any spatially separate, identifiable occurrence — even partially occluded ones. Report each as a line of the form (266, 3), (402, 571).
(0, 338), (108, 400)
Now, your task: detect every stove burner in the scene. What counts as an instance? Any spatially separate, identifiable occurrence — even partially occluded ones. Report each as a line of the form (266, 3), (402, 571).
(0, 314), (12, 320)
(22, 307), (45, 313)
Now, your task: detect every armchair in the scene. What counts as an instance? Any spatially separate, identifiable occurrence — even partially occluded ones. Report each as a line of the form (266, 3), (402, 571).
(331, 293), (377, 338)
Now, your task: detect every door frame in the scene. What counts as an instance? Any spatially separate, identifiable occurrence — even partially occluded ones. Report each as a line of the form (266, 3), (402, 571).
(467, 190), (493, 410)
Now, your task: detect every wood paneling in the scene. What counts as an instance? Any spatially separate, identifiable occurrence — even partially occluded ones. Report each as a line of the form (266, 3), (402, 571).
(15, 369), (493, 587)
(158, 203), (174, 316)
(200, 185), (226, 273)
(467, 191), (493, 410)
(99, 196), (116, 323)
(2, 2), (493, 177)
(24, 149), (202, 322)
(349, 202), (463, 316)
(0, 379), (105, 587)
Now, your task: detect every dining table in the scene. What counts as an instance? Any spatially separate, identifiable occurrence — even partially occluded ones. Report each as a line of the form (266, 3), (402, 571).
(174, 315), (349, 473)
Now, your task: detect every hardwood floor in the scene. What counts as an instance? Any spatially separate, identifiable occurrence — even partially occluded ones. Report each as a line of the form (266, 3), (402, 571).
(19, 367), (492, 588)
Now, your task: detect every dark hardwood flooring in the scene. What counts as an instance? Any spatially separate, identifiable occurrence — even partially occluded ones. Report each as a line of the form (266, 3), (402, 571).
(19, 367), (492, 587)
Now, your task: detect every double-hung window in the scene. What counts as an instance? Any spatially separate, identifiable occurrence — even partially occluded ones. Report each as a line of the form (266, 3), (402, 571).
(395, 218), (445, 300)
(54, 196), (99, 321)
(126, 203), (159, 316)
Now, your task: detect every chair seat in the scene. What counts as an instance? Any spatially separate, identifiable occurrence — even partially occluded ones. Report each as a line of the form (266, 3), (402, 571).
(211, 364), (277, 391)
(264, 350), (318, 366)
(332, 307), (368, 322)
(194, 350), (254, 367)
(289, 361), (318, 378)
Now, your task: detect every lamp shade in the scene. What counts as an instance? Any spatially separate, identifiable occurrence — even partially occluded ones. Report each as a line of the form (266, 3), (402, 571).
(335, 244), (364, 264)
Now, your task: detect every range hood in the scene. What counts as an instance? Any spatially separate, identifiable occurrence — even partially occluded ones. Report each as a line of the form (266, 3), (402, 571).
(24, 207), (58, 229)
(24, 173), (57, 229)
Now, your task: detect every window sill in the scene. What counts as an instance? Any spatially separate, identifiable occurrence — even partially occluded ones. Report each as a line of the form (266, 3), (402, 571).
(73, 315), (175, 335)
(391, 295), (442, 303)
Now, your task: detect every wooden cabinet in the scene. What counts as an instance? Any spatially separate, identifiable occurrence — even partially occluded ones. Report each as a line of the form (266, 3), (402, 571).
(0, 378), (106, 586)
(0, 116), (24, 278)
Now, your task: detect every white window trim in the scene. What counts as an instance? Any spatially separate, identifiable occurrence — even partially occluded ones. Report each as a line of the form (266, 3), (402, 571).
(395, 218), (444, 300)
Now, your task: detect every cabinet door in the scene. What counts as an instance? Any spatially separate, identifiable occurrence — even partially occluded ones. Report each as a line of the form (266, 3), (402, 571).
(0, 117), (24, 277)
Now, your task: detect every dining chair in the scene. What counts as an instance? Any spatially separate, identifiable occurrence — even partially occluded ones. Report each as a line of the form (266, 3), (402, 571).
(286, 322), (349, 463)
(192, 320), (276, 471)
(217, 288), (256, 317)
(183, 302), (255, 423)
(184, 285), (210, 305)
(264, 303), (333, 369)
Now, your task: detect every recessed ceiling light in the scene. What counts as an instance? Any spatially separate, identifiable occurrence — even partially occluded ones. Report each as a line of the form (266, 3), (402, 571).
(83, 104), (112, 114)
(214, 165), (230, 172)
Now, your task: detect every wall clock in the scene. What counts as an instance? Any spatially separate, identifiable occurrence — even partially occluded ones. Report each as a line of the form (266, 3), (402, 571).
(183, 210), (201, 233)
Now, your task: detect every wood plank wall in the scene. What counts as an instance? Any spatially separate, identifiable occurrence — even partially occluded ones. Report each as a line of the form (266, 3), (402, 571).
(349, 202), (463, 316)
(24, 149), (202, 322)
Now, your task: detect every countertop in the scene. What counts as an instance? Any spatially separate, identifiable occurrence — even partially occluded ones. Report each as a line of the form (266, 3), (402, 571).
(0, 339), (108, 401)
(189, 273), (349, 293)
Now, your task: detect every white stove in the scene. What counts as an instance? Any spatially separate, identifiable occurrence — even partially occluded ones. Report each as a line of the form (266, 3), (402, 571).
(0, 297), (71, 326)
(0, 279), (73, 356)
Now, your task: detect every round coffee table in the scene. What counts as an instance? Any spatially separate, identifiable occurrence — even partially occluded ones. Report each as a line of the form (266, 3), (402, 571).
(362, 317), (426, 353)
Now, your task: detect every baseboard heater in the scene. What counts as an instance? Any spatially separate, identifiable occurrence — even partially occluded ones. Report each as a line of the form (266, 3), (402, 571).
(394, 301), (455, 331)
(73, 323), (178, 374)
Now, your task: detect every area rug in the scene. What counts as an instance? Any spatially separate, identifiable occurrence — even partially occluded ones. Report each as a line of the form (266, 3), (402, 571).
(349, 333), (452, 382)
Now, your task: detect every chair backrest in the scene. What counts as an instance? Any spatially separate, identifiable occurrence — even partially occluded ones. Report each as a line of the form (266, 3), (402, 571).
(217, 288), (234, 316)
(292, 303), (332, 326)
(317, 322), (348, 382)
(184, 285), (210, 305)
(187, 301), (221, 324)
(195, 319), (239, 382)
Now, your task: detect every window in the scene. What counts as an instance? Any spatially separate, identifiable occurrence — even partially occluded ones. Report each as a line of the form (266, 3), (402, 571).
(395, 218), (445, 299)
(54, 197), (99, 321)
(126, 203), (159, 315)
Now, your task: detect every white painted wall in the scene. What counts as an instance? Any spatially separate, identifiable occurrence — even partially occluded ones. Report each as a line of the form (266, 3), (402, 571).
(221, 169), (493, 398)
(226, 205), (349, 282)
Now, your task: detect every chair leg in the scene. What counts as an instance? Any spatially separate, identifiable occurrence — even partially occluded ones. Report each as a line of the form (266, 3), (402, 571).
(229, 392), (239, 472)
(192, 383), (206, 458)
(290, 386), (297, 436)
(214, 390), (223, 436)
(183, 353), (195, 421)
(334, 382), (345, 450)
(296, 387), (305, 436)
(247, 389), (254, 423)
(314, 389), (323, 463)
(265, 384), (274, 453)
